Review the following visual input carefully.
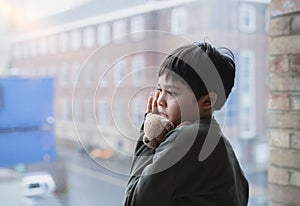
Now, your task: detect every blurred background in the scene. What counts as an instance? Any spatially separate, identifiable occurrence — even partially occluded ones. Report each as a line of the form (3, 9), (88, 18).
(0, 0), (270, 205)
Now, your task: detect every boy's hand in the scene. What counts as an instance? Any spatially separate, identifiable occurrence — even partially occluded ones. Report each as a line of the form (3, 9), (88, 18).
(146, 91), (160, 114)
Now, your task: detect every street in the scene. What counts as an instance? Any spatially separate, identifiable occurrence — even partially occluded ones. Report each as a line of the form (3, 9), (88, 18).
(24, 143), (131, 206)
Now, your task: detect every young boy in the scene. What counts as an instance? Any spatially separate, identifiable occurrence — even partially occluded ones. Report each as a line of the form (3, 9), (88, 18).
(124, 42), (249, 206)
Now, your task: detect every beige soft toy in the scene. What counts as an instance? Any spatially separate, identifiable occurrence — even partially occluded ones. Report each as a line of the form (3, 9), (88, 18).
(143, 113), (175, 149)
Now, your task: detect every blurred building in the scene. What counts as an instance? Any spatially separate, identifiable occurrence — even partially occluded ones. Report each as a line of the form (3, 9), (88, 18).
(9, 0), (270, 202)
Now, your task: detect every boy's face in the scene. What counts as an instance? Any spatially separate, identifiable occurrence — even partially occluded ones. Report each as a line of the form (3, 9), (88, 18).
(156, 74), (201, 127)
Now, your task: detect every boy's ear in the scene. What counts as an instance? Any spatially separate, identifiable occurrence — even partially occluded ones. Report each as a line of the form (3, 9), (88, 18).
(201, 92), (217, 110)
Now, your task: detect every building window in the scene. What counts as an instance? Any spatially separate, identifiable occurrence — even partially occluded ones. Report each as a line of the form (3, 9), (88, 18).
(37, 65), (46, 76)
(98, 100), (110, 125)
(113, 59), (126, 86)
(171, 7), (188, 35)
(48, 35), (57, 54)
(83, 26), (96, 48)
(239, 50), (256, 139)
(73, 99), (83, 122)
(47, 64), (57, 78)
(84, 61), (96, 87)
(98, 60), (109, 88)
(29, 40), (37, 57)
(131, 54), (145, 86)
(19, 41), (28, 59)
(12, 42), (21, 59)
(113, 19), (127, 43)
(60, 63), (69, 88)
(70, 29), (82, 50)
(85, 100), (94, 123)
(38, 37), (47, 56)
(239, 4), (256, 33)
(97, 23), (110, 46)
(130, 15), (145, 41)
(59, 32), (69, 52)
(71, 62), (81, 86)
(61, 98), (70, 120)
(131, 98), (144, 128)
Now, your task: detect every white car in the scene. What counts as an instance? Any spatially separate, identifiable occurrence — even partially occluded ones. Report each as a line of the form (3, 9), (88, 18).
(22, 172), (56, 197)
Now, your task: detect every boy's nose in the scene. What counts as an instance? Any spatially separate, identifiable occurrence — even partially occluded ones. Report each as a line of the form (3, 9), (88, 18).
(157, 93), (166, 107)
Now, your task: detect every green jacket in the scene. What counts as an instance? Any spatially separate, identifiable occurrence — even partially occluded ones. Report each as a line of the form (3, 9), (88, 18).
(124, 118), (249, 206)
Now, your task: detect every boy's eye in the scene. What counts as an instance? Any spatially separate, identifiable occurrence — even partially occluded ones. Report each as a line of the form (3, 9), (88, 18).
(167, 91), (174, 95)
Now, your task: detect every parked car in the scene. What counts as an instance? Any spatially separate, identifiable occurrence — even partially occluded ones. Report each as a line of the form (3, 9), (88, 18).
(22, 171), (56, 197)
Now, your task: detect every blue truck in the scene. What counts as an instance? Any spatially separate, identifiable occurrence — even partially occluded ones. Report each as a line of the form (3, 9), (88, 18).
(0, 76), (56, 167)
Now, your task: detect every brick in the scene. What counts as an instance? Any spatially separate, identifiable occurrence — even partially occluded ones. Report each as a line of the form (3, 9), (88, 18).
(269, 183), (300, 205)
(291, 15), (300, 35)
(269, 55), (289, 72)
(269, 128), (291, 148)
(290, 75), (300, 91)
(269, 73), (290, 91)
(270, 0), (300, 17)
(270, 147), (300, 169)
(291, 95), (300, 110)
(269, 73), (300, 92)
(269, 93), (290, 110)
(290, 170), (300, 187)
(269, 16), (292, 36)
(269, 111), (300, 129)
(291, 131), (300, 149)
(291, 54), (300, 74)
(270, 36), (300, 55)
(269, 165), (290, 185)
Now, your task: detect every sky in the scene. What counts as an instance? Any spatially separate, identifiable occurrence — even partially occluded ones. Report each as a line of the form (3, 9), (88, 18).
(26, 0), (91, 20)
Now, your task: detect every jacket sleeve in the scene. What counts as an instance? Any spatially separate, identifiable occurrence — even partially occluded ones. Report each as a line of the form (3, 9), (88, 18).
(124, 126), (198, 206)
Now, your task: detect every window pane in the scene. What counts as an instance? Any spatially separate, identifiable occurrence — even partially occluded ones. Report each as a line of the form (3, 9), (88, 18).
(97, 23), (110, 46)
(83, 26), (96, 48)
(171, 7), (188, 35)
(113, 19), (127, 43)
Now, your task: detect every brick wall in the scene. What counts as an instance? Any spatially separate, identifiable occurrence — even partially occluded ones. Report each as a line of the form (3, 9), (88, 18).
(269, 0), (300, 205)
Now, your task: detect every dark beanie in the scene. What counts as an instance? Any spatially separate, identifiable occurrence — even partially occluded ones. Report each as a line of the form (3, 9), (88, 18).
(159, 42), (236, 110)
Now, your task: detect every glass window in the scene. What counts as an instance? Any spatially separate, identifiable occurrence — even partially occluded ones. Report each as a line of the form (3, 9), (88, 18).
(59, 32), (69, 52)
(48, 35), (57, 54)
(38, 37), (48, 56)
(84, 61), (96, 87)
(98, 99), (110, 125)
(239, 50), (256, 139)
(171, 7), (188, 35)
(70, 29), (82, 50)
(98, 60), (109, 88)
(29, 39), (37, 57)
(83, 26), (96, 48)
(97, 23), (110, 46)
(113, 19), (127, 43)
(239, 4), (256, 33)
(61, 98), (70, 120)
(47, 64), (57, 78)
(130, 15), (145, 41)
(85, 100), (94, 123)
(12, 42), (21, 59)
(20, 41), (28, 59)
(113, 59), (126, 86)
(60, 63), (69, 88)
(73, 99), (83, 122)
(131, 54), (145, 86)
(71, 62), (81, 86)
(131, 98), (144, 128)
